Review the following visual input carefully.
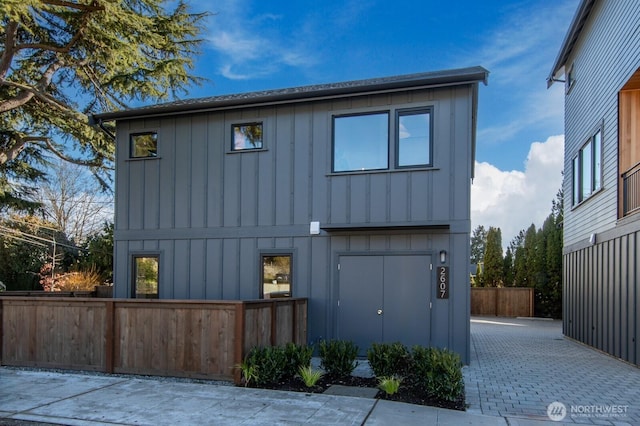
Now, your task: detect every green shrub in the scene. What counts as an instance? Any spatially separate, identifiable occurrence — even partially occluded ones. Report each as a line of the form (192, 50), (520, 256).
(283, 343), (314, 380)
(410, 346), (463, 402)
(236, 360), (257, 387)
(298, 365), (324, 387)
(377, 376), (402, 395)
(244, 346), (287, 387)
(367, 342), (411, 378)
(319, 339), (358, 379)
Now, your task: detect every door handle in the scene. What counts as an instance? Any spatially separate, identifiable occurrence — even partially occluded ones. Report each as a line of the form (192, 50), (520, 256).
(377, 309), (383, 315)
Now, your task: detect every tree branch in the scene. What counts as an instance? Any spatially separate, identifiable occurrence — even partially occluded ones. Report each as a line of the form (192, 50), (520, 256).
(42, 0), (104, 12)
(40, 137), (106, 168)
(0, 21), (19, 79)
(0, 139), (28, 165)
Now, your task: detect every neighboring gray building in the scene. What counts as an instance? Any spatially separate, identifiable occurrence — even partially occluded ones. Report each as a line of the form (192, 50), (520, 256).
(95, 67), (489, 363)
(548, 0), (640, 366)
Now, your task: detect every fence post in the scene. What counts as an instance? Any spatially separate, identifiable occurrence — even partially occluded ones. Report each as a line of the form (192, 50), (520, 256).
(270, 300), (277, 346)
(233, 302), (245, 385)
(105, 300), (115, 373)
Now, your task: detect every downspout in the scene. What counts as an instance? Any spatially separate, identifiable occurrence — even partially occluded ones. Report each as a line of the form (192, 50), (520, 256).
(89, 115), (116, 140)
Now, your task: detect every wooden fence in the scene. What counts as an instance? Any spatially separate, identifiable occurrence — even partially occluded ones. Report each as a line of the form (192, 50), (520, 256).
(0, 297), (307, 383)
(471, 288), (534, 317)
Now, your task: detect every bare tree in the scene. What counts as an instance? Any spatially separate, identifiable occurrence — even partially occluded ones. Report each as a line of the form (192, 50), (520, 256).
(34, 160), (113, 244)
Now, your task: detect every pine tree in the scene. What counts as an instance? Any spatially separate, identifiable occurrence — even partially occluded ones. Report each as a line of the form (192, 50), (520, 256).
(1, 1), (207, 209)
(470, 225), (487, 265)
(503, 247), (514, 287)
(483, 226), (503, 287)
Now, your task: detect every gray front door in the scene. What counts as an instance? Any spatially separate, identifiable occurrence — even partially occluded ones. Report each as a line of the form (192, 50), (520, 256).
(337, 254), (431, 353)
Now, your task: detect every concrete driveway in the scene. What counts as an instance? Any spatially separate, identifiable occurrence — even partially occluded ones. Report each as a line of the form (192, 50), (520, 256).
(464, 317), (640, 425)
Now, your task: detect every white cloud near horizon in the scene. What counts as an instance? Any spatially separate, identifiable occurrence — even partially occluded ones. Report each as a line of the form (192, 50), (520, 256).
(471, 135), (564, 248)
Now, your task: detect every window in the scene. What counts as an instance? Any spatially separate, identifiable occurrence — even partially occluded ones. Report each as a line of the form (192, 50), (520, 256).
(572, 129), (602, 205)
(566, 64), (575, 93)
(130, 132), (158, 158)
(232, 122), (263, 151)
(133, 256), (159, 299)
(397, 108), (432, 167)
(333, 112), (389, 172)
(261, 254), (291, 298)
(332, 107), (434, 173)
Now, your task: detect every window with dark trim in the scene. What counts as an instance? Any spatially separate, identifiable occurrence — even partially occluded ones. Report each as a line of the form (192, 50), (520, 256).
(572, 129), (602, 206)
(332, 107), (434, 173)
(566, 64), (575, 93)
(133, 255), (159, 299)
(261, 254), (292, 298)
(396, 108), (432, 168)
(130, 132), (158, 158)
(333, 112), (389, 172)
(232, 122), (263, 151)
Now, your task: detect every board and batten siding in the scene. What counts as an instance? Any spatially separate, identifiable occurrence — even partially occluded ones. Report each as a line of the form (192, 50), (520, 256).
(563, 0), (640, 247)
(564, 230), (640, 365)
(113, 84), (475, 360)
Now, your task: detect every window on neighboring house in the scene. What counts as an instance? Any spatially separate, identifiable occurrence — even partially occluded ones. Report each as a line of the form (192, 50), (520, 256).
(572, 129), (602, 206)
(130, 132), (158, 158)
(133, 255), (159, 299)
(232, 122), (263, 151)
(566, 64), (575, 93)
(397, 108), (432, 167)
(261, 254), (292, 298)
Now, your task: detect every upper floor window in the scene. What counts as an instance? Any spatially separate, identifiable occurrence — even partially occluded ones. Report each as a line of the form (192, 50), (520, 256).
(232, 122), (263, 151)
(572, 129), (602, 206)
(332, 107), (433, 173)
(333, 112), (389, 172)
(397, 108), (432, 168)
(130, 132), (158, 158)
(566, 64), (575, 93)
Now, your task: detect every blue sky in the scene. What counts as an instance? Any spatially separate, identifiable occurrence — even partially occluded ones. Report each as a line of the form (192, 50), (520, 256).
(185, 0), (579, 244)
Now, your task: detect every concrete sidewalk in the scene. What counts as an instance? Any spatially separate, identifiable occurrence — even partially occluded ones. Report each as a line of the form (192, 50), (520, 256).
(1, 367), (528, 426)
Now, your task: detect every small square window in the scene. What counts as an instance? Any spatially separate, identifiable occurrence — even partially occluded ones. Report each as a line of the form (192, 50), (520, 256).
(397, 108), (432, 167)
(232, 123), (263, 150)
(133, 255), (159, 299)
(261, 254), (291, 298)
(130, 132), (158, 158)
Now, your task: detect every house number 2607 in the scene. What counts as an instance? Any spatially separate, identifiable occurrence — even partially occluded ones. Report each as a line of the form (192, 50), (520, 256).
(437, 266), (449, 299)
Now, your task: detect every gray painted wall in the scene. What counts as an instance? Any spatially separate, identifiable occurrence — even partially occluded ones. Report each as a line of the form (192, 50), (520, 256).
(113, 84), (476, 362)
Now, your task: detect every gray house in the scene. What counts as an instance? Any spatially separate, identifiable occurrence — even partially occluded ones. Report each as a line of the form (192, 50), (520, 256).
(548, 0), (640, 366)
(95, 66), (488, 363)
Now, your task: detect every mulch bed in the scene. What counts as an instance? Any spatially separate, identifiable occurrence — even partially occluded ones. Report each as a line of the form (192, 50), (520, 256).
(244, 375), (465, 411)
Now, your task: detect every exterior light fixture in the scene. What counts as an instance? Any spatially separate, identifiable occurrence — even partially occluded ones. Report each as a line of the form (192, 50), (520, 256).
(439, 250), (447, 264)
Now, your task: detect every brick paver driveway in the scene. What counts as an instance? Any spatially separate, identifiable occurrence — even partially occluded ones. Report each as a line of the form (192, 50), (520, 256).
(464, 317), (640, 424)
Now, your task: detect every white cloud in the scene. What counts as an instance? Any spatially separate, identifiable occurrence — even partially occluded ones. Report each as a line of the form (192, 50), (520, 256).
(471, 135), (564, 248)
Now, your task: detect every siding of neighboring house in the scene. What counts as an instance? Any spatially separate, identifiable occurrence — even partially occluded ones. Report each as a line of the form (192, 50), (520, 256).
(563, 0), (640, 246)
(553, 0), (640, 366)
(104, 73), (484, 363)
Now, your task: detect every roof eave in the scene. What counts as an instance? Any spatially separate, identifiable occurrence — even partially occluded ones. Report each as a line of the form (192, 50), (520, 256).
(546, 0), (596, 88)
(93, 66), (489, 122)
